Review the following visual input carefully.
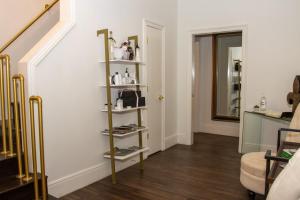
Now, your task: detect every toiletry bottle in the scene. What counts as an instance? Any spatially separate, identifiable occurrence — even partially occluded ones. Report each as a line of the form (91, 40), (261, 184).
(108, 31), (116, 60)
(117, 72), (122, 85)
(260, 95), (267, 112)
(135, 44), (141, 62)
(116, 98), (123, 110)
(114, 72), (120, 85)
(125, 68), (129, 84)
(125, 68), (129, 78)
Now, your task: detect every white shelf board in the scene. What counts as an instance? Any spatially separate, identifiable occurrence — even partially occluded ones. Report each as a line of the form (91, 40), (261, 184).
(101, 106), (147, 113)
(101, 128), (148, 137)
(99, 84), (147, 88)
(99, 59), (145, 65)
(104, 147), (149, 160)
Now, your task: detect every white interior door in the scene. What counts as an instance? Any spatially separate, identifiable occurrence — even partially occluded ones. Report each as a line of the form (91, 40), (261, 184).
(146, 24), (164, 155)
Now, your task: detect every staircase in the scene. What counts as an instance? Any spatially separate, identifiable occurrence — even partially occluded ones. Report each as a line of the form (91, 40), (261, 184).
(0, 55), (53, 200)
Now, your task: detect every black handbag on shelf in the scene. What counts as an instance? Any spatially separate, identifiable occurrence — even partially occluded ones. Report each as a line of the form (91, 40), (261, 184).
(118, 90), (145, 108)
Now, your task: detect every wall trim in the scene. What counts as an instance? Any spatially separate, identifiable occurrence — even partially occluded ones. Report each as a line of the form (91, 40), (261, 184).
(177, 133), (187, 145)
(48, 162), (109, 198)
(48, 157), (141, 198)
(18, 0), (76, 96)
(195, 123), (239, 137)
(165, 134), (178, 149)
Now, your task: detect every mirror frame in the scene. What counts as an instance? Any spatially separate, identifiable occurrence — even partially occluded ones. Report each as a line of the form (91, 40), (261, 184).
(211, 32), (242, 122)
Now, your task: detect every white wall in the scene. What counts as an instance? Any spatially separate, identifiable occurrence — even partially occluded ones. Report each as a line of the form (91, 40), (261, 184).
(0, 0), (59, 74)
(192, 36), (239, 137)
(177, 0), (300, 144)
(19, 0), (177, 197)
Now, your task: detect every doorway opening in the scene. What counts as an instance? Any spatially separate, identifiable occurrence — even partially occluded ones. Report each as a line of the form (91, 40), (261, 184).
(192, 31), (243, 140)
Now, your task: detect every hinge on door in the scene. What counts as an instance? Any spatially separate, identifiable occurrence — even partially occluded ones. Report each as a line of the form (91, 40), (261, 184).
(147, 133), (149, 140)
(147, 37), (149, 44)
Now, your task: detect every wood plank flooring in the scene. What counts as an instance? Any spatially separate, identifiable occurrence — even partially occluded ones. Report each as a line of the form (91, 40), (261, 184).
(61, 133), (258, 200)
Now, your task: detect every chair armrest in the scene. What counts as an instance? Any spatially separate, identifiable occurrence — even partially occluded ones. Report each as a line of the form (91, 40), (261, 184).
(279, 128), (300, 133)
(265, 150), (289, 163)
(264, 150), (289, 196)
(277, 128), (300, 151)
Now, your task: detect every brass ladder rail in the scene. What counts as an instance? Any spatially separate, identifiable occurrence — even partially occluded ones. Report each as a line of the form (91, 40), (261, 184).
(97, 29), (116, 184)
(128, 35), (144, 171)
(0, 0), (60, 54)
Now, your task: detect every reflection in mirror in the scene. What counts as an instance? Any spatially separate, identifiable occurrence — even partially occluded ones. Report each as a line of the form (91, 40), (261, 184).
(212, 32), (242, 121)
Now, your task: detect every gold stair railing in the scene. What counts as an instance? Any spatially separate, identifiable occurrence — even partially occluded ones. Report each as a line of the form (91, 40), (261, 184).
(29, 96), (47, 200)
(0, 55), (14, 156)
(0, 0), (60, 54)
(1, 54), (48, 199)
(12, 74), (32, 181)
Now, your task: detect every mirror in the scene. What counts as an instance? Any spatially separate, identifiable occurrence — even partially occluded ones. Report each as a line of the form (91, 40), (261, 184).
(212, 32), (242, 121)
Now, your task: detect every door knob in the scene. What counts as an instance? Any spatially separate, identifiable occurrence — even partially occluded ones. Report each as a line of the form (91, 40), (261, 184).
(158, 95), (164, 101)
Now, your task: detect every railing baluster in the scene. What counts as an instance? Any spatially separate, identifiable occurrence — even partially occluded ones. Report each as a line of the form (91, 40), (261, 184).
(0, 55), (8, 155)
(13, 74), (33, 181)
(12, 75), (24, 178)
(5, 55), (15, 157)
(0, 55), (15, 156)
(30, 96), (47, 200)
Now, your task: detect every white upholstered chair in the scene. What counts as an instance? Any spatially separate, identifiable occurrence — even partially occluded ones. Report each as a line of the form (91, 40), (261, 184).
(240, 104), (300, 199)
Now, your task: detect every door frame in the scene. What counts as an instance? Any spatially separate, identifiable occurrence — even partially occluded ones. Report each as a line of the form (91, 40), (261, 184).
(187, 25), (248, 152)
(143, 19), (166, 151)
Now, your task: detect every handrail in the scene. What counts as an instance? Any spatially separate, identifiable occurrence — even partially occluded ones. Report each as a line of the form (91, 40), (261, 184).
(0, 0), (60, 54)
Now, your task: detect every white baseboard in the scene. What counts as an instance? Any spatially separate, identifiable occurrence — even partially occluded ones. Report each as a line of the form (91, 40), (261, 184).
(196, 123), (240, 137)
(165, 134), (178, 149)
(48, 157), (141, 198)
(177, 133), (189, 145)
(48, 162), (109, 198)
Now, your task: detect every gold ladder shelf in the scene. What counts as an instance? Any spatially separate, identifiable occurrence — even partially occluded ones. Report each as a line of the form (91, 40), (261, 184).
(97, 29), (148, 184)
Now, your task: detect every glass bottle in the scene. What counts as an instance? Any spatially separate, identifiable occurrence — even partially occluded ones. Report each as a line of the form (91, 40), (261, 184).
(260, 95), (267, 112)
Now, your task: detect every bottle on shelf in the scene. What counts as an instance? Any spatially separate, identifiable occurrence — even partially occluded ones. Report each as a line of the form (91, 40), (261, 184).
(135, 44), (141, 62)
(125, 68), (130, 84)
(108, 31), (116, 60)
(260, 95), (267, 112)
(116, 98), (123, 110)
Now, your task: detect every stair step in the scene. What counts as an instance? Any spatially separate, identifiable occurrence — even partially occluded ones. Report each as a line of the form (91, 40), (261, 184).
(0, 155), (19, 182)
(0, 173), (46, 200)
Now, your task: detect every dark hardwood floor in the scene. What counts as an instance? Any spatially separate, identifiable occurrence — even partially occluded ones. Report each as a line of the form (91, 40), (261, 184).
(61, 133), (258, 200)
